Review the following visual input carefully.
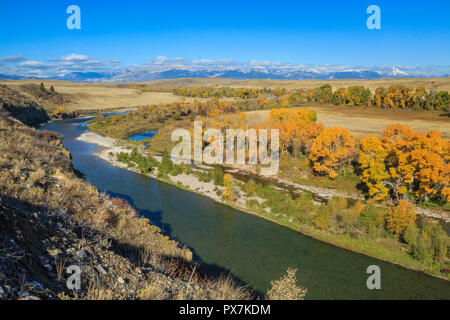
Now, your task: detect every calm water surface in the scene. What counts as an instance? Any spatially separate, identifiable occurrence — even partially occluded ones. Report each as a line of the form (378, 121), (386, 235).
(41, 117), (450, 299)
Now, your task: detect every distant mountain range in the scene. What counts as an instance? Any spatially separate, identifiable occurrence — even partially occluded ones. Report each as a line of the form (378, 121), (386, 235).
(1, 56), (449, 82)
(0, 74), (28, 80)
(40, 67), (448, 83)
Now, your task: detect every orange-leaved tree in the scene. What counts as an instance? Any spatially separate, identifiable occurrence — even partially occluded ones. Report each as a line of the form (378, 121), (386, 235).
(410, 148), (449, 201)
(268, 108), (317, 153)
(296, 122), (325, 154)
(309, 127), (355, 179)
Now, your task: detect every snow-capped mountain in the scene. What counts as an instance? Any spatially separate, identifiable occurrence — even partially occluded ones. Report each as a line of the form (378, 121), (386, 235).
(1, 55), (449, 82)
(390, 67), (408, 77)
(102, 58), (448, 82)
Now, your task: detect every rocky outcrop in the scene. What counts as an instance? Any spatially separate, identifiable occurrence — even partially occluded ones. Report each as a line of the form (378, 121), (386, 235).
(0, 84), (49, 126)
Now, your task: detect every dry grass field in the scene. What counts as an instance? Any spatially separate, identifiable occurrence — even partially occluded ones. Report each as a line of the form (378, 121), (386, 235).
(246, 105), (450, 140)
(1, 78), (448, 139)
(0, 79), (194, 111)
(2, 77), (449, 112)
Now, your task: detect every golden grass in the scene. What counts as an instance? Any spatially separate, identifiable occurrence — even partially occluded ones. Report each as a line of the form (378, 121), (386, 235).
(2, 78), (449, 113)
(0, 79), (201, 111)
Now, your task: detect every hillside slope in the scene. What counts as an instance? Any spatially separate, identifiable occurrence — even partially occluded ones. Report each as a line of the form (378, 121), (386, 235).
(0, 84), (49, 126)
(0, 113), (249, 300)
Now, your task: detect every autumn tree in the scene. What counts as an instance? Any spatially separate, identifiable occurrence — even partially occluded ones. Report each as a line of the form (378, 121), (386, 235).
(385, 200), (417, 236)
(374, 87), (386, 108)
(432, 91), (450, 111)
(410, 130), (450, 202)
(332, 88), (350, 105)
(296, 122), (324, 154)
(348, 86), (372, 106)
(309, 127), (355, 179)
(313, 84), (333, 103)
(268, 108), (317, 153)
(358, 136), (390, 200)
(371, 85), (448, 111)
(412, 86), (429, 110)
(358, 125), (449, 203)
(379, 124), (420, 200)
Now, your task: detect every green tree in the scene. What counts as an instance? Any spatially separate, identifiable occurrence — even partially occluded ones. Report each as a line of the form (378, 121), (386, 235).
(160, 149), (173, 174)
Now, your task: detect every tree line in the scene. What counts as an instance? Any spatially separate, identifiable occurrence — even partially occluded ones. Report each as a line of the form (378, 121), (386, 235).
(170, 84), (450, 112)
(257, 108), (449, 205)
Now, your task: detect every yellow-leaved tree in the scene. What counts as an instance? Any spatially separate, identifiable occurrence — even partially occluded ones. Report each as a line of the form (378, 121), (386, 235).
(385, 200), (417, 235)
(358, 136), (390, 200)
(359, 125), (449, 203)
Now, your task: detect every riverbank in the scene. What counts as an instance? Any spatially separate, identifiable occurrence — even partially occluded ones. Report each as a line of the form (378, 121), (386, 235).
(0, 114), (253, 300)
(77, 131), (450, 281)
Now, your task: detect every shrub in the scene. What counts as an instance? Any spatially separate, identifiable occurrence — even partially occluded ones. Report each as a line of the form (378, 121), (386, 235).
(160, 149), (173, 173)
(412, 223), (449, 263)
(223, 174), (235, 201)
(313, 209), (332, 231)
(266, 268), (307, 300)
(169, 165), (183, 176)
(403, 224), (419, 249)
(211, 166), (224, 186)
(385, 200), (417, 236)
(413, 230), (434, 263)
(360, 204), (386, 237)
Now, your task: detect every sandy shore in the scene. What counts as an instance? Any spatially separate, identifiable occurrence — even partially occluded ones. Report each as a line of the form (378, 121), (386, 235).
(76, 132), (117, 148)
(76, 132), (227, 202)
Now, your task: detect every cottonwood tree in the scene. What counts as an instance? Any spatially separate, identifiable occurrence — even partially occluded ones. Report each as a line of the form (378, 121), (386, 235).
(358, 125), (449, 203)
(309, 127), (355, 179)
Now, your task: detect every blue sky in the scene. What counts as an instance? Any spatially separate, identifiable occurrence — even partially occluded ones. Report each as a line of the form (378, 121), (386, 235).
(0, 0), (449, 75)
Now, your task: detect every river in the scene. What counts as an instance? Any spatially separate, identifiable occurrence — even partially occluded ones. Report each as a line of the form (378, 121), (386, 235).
(41, 117), (450, 300)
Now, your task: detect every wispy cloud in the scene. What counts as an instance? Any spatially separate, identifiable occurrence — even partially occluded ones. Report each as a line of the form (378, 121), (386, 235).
(0, 54), (123, 78)
(19, 61), (54, 69)
(0, 55), (27, 65)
